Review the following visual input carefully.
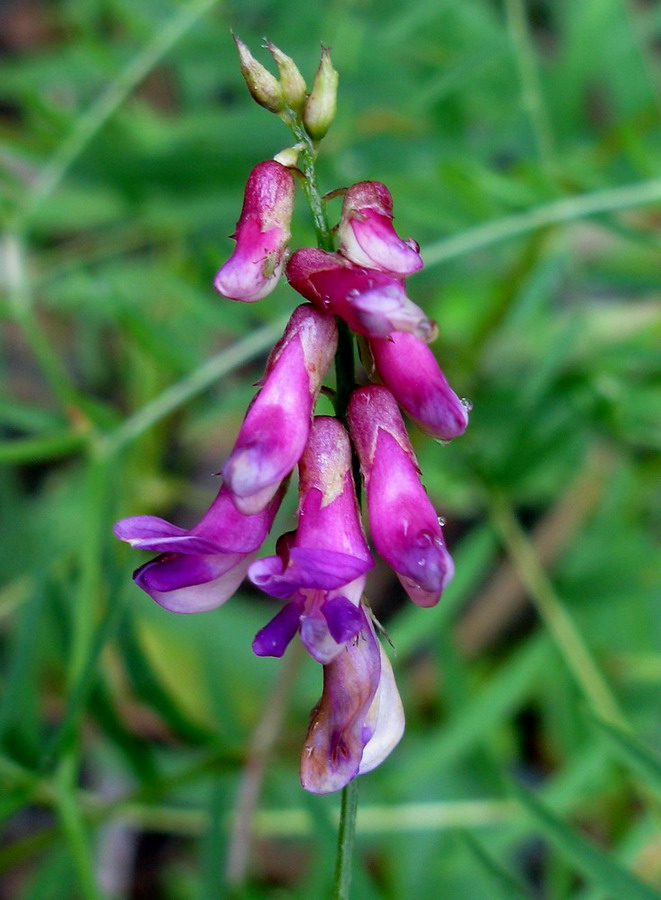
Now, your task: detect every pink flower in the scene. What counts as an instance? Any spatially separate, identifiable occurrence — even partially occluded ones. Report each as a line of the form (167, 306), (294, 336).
(300, 605), (404, 794)
(249, 416), (373, 664)
(223, 305), (337, 515)
(369, 331), (469, 441)
(337, 181), (423, 276)
(286, 248), (436, 341)
(214, 160), (295, 302)
(113, 485), (283, 613)
(348, 386), (454, 607)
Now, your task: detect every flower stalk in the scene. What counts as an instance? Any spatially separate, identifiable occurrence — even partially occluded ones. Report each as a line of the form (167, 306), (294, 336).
(115, 34), (470, 886)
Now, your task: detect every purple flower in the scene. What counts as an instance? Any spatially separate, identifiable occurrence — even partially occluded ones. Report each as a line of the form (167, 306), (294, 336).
(337, 181), (423, 276)
(348, 386), (454, 607)
(300, 604), (404, 794)
(214, 160), (295, 302)
(223, 304), (337, 515)
(113, 484), (283, 613)
(369, 331), (469, 441)
(249, 416), (373, 664)
(286, 248), (436, 341)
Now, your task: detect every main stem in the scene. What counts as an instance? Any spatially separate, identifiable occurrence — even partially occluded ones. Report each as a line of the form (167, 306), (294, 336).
(292, 121), (359, 897)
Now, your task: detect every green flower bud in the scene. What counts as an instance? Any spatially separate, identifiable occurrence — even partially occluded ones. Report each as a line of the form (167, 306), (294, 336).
(303, 46), (339, 142)
(233, 34), (284, 114)
(265, 41), (308, 114)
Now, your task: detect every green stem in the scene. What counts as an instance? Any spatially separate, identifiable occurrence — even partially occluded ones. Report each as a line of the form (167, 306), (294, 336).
(292, 117), (360, 896)
(333, 778), (359, 899)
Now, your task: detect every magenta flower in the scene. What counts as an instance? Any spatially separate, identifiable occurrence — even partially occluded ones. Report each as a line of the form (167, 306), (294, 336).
(300, 605), (404, 794)
(348, 386), (454, 607)
(249, 416), (373, 664)
(369, 331), (469, 441)
(286, 248), (436, 341)
(113, 484), (283, 613)
(337, 181), (423, 276)
(214, 160), (295, 302)
(223, 304), (337, 515)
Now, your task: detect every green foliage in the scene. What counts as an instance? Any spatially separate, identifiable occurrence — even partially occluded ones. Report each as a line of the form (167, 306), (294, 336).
(1, 0), (660, 896)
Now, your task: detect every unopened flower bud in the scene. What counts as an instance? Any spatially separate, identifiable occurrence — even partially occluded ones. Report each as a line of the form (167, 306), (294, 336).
(223, 305), (338, 514)
(287, 248), (435, 340)
(348, 386), (454, 608)
(338, 182), (424, 276)
(369, 332), (469, 441)
(233, 34), (284, 114)
(303, 46), (338, 141)
(266, 41), (307, 113)
(214, 160), (295, 303)
(273, 144), (304, 167)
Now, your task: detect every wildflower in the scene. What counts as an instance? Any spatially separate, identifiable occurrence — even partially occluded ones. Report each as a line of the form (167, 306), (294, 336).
(113, 484), (283, 614)
(300, 604), (405, 794)
(303, 46), (339, 141)
(337, 181), (423, 276)
(223, 304), (337, 515)
(265, 41), (307, 114)
(286, 247), (436, 341)
(214, 160), (295, 302)
(348, 385), (454, 607)
(369, 331), (469, 441)
(233, 35), (285, 114)
(249, 416), (373, 664)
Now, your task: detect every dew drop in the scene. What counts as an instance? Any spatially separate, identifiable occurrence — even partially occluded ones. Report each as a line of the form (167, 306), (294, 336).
(460, 397), (473, 412)
(437, 516), (446, 527)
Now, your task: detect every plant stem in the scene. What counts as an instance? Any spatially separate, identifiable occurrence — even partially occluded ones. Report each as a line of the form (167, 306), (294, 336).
(333, 778), (359, 899)
(292, 118), (361, 897)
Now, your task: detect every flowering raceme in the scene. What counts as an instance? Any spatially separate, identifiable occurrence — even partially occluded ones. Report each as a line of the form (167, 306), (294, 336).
(115, 39), (469, 795)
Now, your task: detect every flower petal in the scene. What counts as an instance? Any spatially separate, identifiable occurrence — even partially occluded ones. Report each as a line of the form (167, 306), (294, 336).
(135, 552), (255, 613)
(358, 643), (405, 774)
(252, 598), (304, 657)
(300, 606), (381, 794)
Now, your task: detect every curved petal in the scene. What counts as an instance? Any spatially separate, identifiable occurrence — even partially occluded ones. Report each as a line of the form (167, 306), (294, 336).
(252, 598), (304, 657)
(136, 553), (254, 613)
(358, 643), (405, 774)
(300, 606), (381, 794)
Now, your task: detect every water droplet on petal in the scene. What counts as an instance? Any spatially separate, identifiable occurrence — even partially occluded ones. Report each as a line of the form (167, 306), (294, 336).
(461, 397), (473, 412)
(437, 516), (446, 527)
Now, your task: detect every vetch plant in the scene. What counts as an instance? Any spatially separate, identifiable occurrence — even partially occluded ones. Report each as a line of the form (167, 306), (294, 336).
(113, 34), (469, 890)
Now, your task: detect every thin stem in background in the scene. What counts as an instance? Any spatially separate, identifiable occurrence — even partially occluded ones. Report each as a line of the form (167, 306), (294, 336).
(99, 314), (290, 458)
(422, 176), (661, 268)
(486, 490), (626, 728)
(12, 0), (222, 231)
(503, 0), (558, 179)
(226, 643), (304, 888)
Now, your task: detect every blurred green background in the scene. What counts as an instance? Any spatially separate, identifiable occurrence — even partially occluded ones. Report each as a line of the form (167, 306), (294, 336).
(1, 0), (661, 897)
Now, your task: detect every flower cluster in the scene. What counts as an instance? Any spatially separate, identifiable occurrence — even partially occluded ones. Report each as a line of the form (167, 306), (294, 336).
(114, 42), (468, 794)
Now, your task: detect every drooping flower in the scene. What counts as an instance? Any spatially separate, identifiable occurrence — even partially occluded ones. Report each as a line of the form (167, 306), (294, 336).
(348, 385), (454, 607)
(113, 484), (284, 614)
(368, 331), (469, 441)
(300, 603), (404, 794)
(214, 160), (295, 302)
(223, 304), (337, 515)
(249, 416), (373, 664)
(286, 247), (436, 341)
(337, 181), (423, 276)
